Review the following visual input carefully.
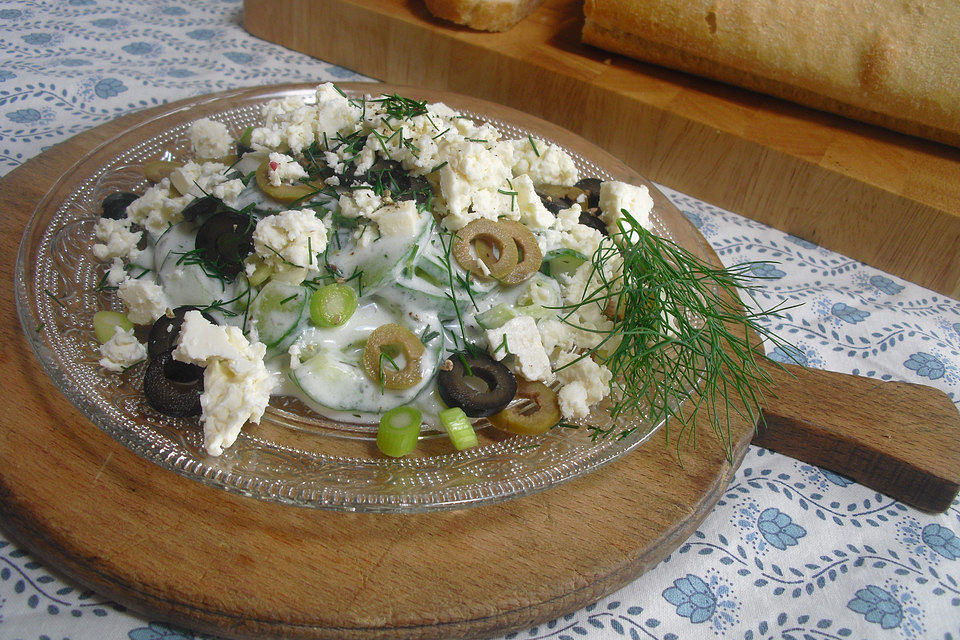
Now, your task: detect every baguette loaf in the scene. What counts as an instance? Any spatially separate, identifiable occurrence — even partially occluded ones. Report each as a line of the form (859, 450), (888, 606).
(424, 0), (547, 31)
(582, 0), (960, 147)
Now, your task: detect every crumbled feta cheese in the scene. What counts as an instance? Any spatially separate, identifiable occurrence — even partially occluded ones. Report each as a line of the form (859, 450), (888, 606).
(210, 178), (244, 207)
(437, 140), (513, 229)
(254, 95), (322, 154)
(338, 188), (382, 219)
(265, 152), (308, 187)
(598, 181), (653, 237)
(553, 261), (617, 352)
(253, 209), (328, 279)
(536, 204), (604, 261)
(117, 277), (170, 325)
(98, 328), (146, 372)
(511, 138), (579, 187)
(92, 217), (143, 262)
(537, 318), (579, 355)
(168, 161), (231, 199)
(314, 82), (363, 143)
(250, 126), (283, 151)
(507, 174), (555, 230)
(173, 311), (274, 456)
(485, 316), (554, 384)
(189, 118), (233, 159)
(368, 200), (424, 239)
(125, 179), (192, 238)
(554, 351), (612, 419)
(106, 257), (127, 286)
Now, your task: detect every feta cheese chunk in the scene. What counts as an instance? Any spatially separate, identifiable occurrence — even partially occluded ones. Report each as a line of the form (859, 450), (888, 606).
(554, 351), (612, 419)
(338, 188), (382, 219)
(252, 95), (323, 154)
(173, 311), (274, 457)
(485, 315), (554, 384)
(98, 328), (146, 372)
(92, 217), (143, 262)
(189, 118), (232, 159)
(117, 277), (170, 325)
(368, 200), (423, 239)
(507, 174), (556, 230)
(168, 161), (231, 199)
(437, 140), (513, 230)
(510, 138), (579, 187)
(265, 152), (308, 187)
(105, 257), (127, 286)
(314, 82), (363, 143)
(124, 179), (192, 238)
(598, 181), (654, 237)
(253, 209), (328, 279)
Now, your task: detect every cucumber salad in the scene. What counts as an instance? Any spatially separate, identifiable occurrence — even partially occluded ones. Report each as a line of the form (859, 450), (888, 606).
(91, 82), (663, 458)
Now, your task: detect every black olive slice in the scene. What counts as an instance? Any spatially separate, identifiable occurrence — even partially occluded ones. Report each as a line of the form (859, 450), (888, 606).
(236, 140), (255, 157)
(101, 191), (140, 220)
(181, 195), (221, 222)
(362, 159), (431, 204)
(579, 209), (609, 236)
(538, 193), (575, 215)
(437, 351), (518, 418)
(147, 306), (217, 359)
(574, 178), (602, 209)
(143, 350), (204, 417)
(195, 212), (255, 279)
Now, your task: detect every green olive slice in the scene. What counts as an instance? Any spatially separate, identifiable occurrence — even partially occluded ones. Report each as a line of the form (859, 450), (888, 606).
(362, 324), (425, 390)
(144, 160), (183, 183)
(453, 219), (519, 281)
(487, 379), (561, 435)
(496, 219), (542, 286)
(255, 159), (322, 204)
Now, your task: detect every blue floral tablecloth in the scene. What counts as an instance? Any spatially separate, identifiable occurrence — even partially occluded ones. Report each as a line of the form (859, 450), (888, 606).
(2, 2), (959, 639)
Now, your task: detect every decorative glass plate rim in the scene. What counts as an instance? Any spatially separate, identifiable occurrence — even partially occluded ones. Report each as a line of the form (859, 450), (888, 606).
(14, 83), (713, 513)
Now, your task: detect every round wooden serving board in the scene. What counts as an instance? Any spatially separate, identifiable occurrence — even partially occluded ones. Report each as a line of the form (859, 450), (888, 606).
(2, 86), (958, 640)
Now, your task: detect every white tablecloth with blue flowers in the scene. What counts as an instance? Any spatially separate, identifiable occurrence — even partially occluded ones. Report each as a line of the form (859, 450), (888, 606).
(2, 2), (959, 639)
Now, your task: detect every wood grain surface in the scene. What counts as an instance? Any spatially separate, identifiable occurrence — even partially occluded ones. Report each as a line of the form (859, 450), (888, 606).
(1, 87), (958, 640)
(243, 0), (960, 300)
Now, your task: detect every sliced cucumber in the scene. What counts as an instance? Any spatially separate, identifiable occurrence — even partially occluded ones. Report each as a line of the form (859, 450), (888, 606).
(540, 248), (587, 278)
(474, 302), (554, 329)
(290, 315), (444, 416)
(155, 222), (242, 312)
(93, 311), (134, 343)
(248, 280), (309, 351)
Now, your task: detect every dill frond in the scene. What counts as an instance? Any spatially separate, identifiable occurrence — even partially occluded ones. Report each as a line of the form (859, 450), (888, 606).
(568, 209), (795, 461)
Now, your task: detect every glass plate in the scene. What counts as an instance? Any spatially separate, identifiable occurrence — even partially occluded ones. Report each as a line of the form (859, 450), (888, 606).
(14, 83), (712, 513)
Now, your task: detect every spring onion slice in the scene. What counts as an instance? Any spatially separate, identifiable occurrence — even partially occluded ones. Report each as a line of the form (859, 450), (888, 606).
(377, 406), (422, 457)
(310, 283), (358, 328)
(93, 310), (134, 344)
(438, 407), (478, 450)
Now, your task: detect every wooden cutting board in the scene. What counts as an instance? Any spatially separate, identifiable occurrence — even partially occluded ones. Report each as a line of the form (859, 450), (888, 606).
(1, 89), (959, 640)
(243, 0), (960, 300)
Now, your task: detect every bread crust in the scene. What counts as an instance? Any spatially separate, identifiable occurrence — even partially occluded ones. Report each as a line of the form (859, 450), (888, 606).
(582, 0), (960, 146)
(424, 0), (547, 31)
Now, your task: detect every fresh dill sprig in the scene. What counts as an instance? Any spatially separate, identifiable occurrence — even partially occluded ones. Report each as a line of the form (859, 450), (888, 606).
(567, 209), (795, 461)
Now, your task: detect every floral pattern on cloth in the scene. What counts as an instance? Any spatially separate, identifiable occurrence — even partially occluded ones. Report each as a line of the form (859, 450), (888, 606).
(1, 1), (959, 639)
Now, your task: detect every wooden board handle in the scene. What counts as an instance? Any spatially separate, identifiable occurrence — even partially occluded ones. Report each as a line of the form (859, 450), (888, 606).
(754, 363), (960, 513)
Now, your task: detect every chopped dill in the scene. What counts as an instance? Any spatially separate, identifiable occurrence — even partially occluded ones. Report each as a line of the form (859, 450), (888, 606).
(528, 135), (540, 157)
(92, 272), (117, 293)
(44, 289), (65, 308)
(564, 208), (796, 460)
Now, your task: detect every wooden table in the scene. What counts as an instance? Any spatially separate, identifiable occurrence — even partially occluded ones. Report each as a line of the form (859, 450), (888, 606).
(244, 0), (960, 299)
